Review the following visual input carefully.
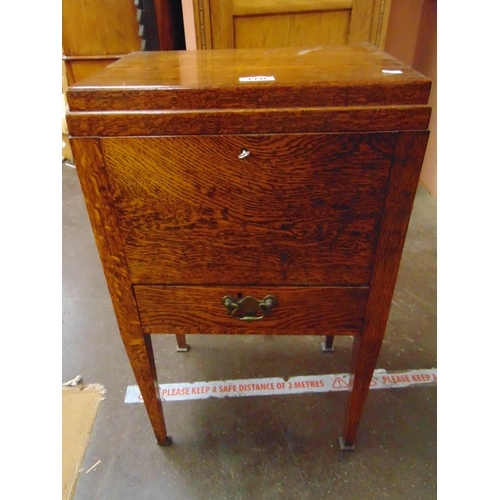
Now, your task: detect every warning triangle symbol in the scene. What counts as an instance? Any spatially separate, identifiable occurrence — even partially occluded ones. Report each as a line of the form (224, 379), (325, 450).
(332, 377), (349, 389)
(370, 378), (377, 387)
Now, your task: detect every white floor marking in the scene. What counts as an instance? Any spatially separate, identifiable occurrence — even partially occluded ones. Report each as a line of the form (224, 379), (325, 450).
(124, 368), (437, 403)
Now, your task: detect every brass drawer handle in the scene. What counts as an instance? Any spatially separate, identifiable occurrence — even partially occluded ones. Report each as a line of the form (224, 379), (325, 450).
(238, 148), (250, 159)
(222, 295), (278, 322)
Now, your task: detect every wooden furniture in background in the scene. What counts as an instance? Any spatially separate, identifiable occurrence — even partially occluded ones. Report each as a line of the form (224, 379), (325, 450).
(62, 61), (73, 162)
(62, 0), (142, 85)
(62, 0), (185, 161)
(193, 0), (392, 50)
(67, 44), (431, 449)
(63, 0), (186, 85)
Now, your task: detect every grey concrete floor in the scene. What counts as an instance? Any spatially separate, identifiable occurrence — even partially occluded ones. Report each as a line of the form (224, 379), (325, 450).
(62, 161), (436, 500)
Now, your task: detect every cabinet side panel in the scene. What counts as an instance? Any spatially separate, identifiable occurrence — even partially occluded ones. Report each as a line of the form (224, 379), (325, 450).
(363, 130), (430, 340)
(70, 137), (170, 443)
(70, 138), (143, 342)
(342, 130), (430, 442)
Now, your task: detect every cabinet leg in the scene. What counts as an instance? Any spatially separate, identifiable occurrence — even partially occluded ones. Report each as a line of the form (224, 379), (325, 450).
(322, 335), (334, 352)
(175, 334), (190, 352)
(125, 335), (171, 445)
(340, 335), (382, 450)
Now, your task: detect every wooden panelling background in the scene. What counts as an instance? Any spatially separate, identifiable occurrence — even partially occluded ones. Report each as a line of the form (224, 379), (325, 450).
(62, 0), (142, 85)
(192, 0), (392, 50)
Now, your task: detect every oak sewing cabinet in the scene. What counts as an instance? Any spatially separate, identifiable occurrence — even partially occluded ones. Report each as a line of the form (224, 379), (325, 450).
(67, 44), (431, 450)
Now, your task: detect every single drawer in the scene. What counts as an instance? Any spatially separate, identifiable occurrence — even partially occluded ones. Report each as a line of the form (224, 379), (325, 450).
(102, 133), (395, 286)
(134, 285), (368, 336)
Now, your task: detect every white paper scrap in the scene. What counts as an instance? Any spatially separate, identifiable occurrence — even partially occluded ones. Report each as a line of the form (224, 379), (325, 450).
(239, 76), (275, 82)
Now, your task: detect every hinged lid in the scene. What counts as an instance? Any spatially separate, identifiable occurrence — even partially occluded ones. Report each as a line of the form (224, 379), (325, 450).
(67, 44), (430, 112)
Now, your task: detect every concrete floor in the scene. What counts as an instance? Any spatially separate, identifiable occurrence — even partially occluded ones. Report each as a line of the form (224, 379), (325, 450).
(62, 161), (437, 500)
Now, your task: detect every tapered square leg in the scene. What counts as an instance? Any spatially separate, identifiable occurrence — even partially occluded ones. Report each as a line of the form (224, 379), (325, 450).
(339, 132), (430, 449)
(341, 335), (383, 449)
(322, 335), (334, 352)
(71, 138), (173, 446)
(175, 334), (190, 352)
(124, 335), (171, 445)
(338, 437), (356, 451)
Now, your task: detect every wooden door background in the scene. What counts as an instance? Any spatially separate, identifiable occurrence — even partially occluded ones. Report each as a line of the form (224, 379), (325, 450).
(192, 0), (392, 50)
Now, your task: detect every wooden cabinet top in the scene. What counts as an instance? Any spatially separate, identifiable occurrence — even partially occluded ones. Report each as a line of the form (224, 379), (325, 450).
(67, 44), (431, 112)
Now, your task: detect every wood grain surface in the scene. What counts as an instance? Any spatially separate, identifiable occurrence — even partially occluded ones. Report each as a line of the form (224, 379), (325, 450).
(233, 11), (351, 49)
(64, 59), (119, 87)
(62, 0), (141, 57)
(101, 132), (395, 286)
(67, 106), (431, 137)
(70, 138), (169, 445)
(342, 130), (430, 445)
(232, 0), (354, 16)
(195, 0), (391, 51)
(135, 286), (368, 335)
(66, 45), (431, 111)
(68, 45), (431, 448)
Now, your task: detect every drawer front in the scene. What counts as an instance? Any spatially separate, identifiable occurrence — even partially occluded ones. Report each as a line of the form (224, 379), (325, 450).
(102, 133), (395, 286)
(134, 286), (368, 335)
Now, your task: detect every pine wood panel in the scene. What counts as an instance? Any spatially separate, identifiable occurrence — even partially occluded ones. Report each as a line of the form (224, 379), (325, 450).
(232, 0), (353, 16)
(193, 0), (391, 50)
(62, 0), (141, 56)
(234, 11), (351, 49)
(64, 58), (119, 86)
(62, 0), (142, 86)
